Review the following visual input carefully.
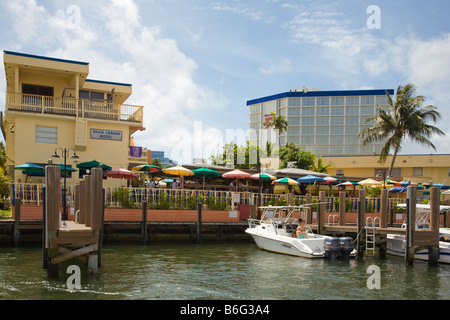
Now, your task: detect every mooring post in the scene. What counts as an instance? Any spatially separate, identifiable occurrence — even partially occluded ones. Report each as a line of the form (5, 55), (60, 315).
(197, 198), (202, 244)
(142, 200), (148, 245)
(378, 189), (388, 259)
(14, 196), (21, 246)
(305, 193), (312, 224)
(318, 191), (325, 235)
(405, 186), (417, 266)
(339, 191), (346, 226)
(45, 165), (61, 277)
(356, 189), (366, 261)
(89, 168), (103, 273)
(429, 187), (440, 266)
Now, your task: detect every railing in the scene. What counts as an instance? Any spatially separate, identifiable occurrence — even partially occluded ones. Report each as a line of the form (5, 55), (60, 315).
(10, 183), (408, 212)
(6, 92), (143, 125)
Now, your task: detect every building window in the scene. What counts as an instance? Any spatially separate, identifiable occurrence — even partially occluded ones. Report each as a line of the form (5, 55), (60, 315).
(22, 84), (54, 97)
(413, 167), (423, 176)
(36, 126), (57, 144)
(336, 169), (345, 176)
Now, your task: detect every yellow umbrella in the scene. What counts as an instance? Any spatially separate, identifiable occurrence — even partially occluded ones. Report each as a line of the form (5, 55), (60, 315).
(272, 177), (298, 186)
(163, 165), (194, 176)
(162, 165), (194, 189)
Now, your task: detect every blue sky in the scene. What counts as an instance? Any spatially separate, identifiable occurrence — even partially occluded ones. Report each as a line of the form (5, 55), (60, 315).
(1, 0), (450, 164)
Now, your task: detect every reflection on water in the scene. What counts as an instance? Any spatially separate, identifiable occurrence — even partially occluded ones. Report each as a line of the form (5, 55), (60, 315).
(0, 243), (449, 300)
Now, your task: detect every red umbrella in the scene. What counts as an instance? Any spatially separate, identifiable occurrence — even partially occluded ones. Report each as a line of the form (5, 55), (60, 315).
(222, 169), (252, 190)
(106, 168), (138, 179)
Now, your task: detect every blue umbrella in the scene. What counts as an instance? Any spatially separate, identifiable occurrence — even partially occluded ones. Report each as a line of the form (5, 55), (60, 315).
(388, 187), (406, 193)
(14, 162), (45, 171)
(432, 183), (450, 190)
(297, 175), (324, 184)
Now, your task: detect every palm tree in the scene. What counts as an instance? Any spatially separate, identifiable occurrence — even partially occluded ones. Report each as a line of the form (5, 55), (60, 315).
(263, 111), (288, 147)
(310, 156), (334, 173)
(358, 84), (445, 177)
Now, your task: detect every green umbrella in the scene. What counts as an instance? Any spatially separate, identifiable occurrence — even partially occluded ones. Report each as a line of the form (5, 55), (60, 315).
(76, 160), (112, 171)
(193, 167), (221, 189)
(14, 162), (45, 171)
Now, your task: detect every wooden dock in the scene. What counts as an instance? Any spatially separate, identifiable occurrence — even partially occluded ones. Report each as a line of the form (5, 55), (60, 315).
(43, 166), (104, 277)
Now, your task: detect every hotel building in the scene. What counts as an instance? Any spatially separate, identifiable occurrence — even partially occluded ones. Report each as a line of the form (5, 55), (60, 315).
(247, 87), (394, 156)
(1, 51), (148, 186)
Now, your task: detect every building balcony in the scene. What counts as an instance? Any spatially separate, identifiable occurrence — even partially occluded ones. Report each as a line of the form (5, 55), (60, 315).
(5, 92), (143, 126)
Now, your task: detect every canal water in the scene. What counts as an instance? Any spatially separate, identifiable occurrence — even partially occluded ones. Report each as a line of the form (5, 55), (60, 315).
(0, 243), (449, 300)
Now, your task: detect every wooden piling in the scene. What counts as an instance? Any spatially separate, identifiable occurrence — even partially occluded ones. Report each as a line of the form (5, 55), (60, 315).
(45, 165), (61, 277)
(142, 201), (148, 245)
(429, 187), (440, 266)
(14, 196), (21, 246)
(380, 189), (388, 228)
(84, 175), (91, 227)
(305, 193), (312, 224)
(318, 191), (325, 235)
(79, 180), (85, 224)
(405, 186), (417, 266)
(339, 191), (346, 226)
(356, 189), (366, 260)
(197, 199), (202, 244)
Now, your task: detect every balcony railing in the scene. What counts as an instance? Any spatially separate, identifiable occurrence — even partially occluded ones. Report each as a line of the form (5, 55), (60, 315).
(6, 92), (143, 125)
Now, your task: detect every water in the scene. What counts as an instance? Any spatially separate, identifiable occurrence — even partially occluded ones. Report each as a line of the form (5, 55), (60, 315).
(0, 243), (449, 300)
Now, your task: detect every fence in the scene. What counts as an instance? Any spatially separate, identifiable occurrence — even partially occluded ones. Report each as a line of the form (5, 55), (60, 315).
(10, 183), (408, 212)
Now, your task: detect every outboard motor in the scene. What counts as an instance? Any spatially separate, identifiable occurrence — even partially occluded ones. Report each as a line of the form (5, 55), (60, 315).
(324, 237), (340, 260)
(339, 237), (354, 261)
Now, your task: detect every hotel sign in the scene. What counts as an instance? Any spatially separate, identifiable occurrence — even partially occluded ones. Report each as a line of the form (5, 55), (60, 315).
(90, 128), (123, 141)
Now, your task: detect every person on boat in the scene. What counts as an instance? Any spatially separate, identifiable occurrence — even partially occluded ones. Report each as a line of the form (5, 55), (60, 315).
(296, 218), (307, 239)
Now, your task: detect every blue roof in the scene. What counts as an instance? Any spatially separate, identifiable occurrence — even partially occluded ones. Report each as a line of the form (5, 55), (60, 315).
(4, 50), (89, 66)
(85, 79), (132, 87)
(246, 89), (395, 106)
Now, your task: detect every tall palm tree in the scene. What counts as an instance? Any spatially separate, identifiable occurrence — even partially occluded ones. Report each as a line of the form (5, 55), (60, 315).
(263, 111), (288, 147)
(358, 84), (445, 177)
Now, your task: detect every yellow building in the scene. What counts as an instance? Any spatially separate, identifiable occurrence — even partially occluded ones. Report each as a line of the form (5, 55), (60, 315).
(322, 154), (450, 185)
(1, 50), (148, 186)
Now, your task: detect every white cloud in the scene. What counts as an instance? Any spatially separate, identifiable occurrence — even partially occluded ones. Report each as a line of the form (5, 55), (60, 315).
(259, 58), (292, 75)
(1, 0), (228, 164)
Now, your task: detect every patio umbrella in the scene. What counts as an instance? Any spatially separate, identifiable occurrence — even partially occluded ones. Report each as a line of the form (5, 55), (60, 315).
(432, 183), (450, 190)
(163, 165), (194, 176)
(132, 164), (161, 172)
(388, 187), (407, 193)
(14, 162), (45, 183)
(76, 160), (112, 171)
(357, 178), (382, 187)
(14, 162), (45, 171)
(337, 181), (357, 187)
(163, 165), (194, 189)
(251, 172), (276, 180)
(297, 175), (324, 184)
(272, 177), (298, 185)
(297, 175), (324, 194)
(193, 167), (221, 189)
(106, 168), (138, 179)
(106, 168), (138, 187)
(320, 176), (338, 184)
(382, 179), (401, 187)
(442, 189), (450, 195)
(222, 169), (252, 190)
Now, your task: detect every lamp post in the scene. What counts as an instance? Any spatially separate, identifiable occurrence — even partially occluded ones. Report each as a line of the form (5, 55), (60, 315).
(51, 148), (79, 220)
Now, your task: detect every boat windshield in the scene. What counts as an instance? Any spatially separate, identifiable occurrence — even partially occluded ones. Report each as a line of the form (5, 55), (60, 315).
(259, 205), (307, 224)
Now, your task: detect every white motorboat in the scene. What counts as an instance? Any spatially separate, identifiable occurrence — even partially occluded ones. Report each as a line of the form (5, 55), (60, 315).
(386, 203), (450, 264)
(245, 205), (355, 260)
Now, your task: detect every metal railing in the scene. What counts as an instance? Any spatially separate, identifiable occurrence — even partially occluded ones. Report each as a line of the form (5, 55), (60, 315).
(6, 92), (143, 125)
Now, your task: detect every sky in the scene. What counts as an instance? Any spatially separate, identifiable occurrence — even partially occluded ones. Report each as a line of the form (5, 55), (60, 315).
(1, 0), (450, 165)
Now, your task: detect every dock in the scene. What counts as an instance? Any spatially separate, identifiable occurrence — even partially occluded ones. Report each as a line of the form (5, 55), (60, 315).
(43, 166), (104, 277)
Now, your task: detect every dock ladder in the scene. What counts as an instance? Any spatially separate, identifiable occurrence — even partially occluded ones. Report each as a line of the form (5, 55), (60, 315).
(365, 217), (380, 256)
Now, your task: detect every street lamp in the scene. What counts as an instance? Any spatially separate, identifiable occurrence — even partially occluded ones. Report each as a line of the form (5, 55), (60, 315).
(51, 148), (79, 220)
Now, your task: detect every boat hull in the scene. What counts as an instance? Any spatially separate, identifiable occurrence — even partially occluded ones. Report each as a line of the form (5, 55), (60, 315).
(245, 229), (325, 258)
(387, 234), (450, 264)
